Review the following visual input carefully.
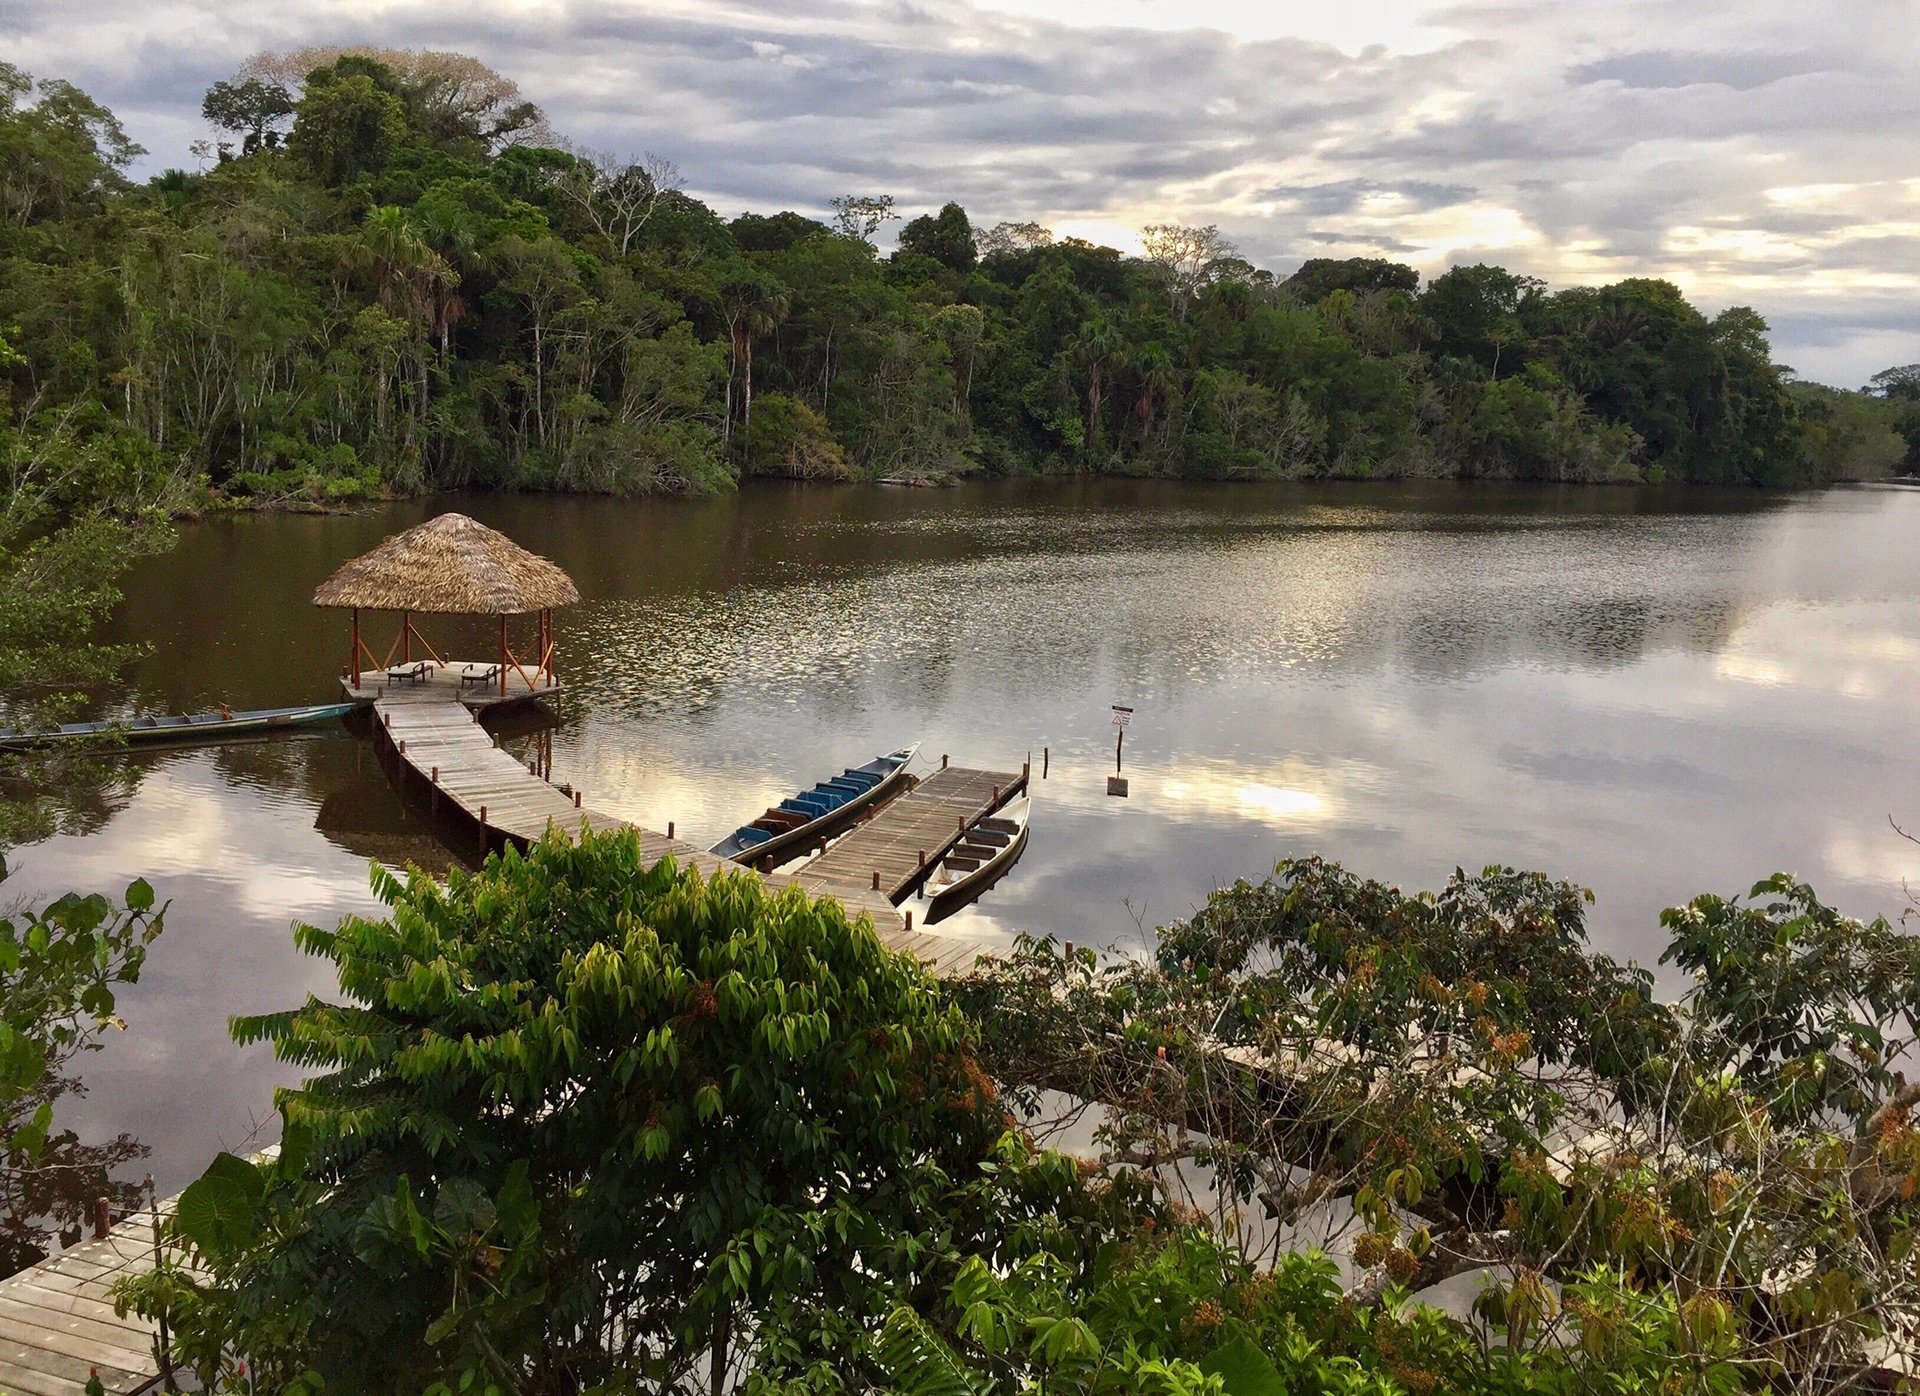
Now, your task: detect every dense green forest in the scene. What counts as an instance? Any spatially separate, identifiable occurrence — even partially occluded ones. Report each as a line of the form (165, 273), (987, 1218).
(4, 46), (1919, 507)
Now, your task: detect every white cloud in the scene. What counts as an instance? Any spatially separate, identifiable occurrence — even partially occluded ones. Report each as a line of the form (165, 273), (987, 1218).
(7, 0), (1920, 382)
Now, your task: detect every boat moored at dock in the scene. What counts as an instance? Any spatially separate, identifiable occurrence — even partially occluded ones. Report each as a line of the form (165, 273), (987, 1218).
(0, 702), (357, 751)
(924, 795), (1031, 910)
(711, 746), (918, 867)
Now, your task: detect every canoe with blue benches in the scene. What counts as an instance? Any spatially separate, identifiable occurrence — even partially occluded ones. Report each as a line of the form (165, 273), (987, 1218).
(711, 745), (918, 867)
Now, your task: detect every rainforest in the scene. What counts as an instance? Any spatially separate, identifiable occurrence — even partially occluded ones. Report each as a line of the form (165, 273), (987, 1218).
(6, 46), (1918, 510)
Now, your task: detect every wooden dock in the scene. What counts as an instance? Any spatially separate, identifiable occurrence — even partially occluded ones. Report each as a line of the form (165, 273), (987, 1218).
(354, 663), (990, 966)
(794, 763), (1027, 906)
(0, 1204), (174, 1396)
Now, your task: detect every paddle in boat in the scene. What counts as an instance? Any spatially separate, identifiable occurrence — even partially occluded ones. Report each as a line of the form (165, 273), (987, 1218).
(710, 745), (919, 867)
(923, 795), (1031, 910)
(0, 702), (359, 751)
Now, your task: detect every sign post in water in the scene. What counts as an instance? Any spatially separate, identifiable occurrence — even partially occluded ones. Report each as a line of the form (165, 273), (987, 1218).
(1109, 705), (1133, 797)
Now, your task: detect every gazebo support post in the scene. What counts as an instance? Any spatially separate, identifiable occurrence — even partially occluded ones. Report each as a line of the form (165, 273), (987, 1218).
(351, 608), (361, 689)
(500, 614), (509, 697)
(402, 610), (411, 664)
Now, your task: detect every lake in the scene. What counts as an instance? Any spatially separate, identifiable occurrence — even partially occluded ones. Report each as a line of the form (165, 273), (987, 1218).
(12, 477), (1920, 1212)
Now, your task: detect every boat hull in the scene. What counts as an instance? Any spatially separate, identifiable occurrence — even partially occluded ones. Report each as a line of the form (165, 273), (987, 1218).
(926, 796), (1031, 908)
(712, 747), (917, 868)
(0, 703), (357, 751)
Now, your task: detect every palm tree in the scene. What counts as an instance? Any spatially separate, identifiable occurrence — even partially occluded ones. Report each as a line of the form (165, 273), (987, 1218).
(1066, 318), (1125, 454)
(1131, 342), (1177, 442)
(718, 272), (790, 451)
(413, 205), (478, 362)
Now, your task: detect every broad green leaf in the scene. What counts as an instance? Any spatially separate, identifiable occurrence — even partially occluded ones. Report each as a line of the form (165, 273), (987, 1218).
(1201, 1334), (1288, 1396)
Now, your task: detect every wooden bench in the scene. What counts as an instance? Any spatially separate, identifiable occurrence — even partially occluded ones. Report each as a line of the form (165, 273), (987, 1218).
(387, 661), (430, 684)
(459, 663), (501, 689)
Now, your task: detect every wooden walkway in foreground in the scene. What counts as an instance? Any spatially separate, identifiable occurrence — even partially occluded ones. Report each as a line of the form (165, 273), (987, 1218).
(0, 1204), (174, 1396)
(356, 664), (992, 971)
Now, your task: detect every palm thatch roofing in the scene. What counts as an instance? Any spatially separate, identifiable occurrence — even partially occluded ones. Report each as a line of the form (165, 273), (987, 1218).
(313, 513), (580, 614)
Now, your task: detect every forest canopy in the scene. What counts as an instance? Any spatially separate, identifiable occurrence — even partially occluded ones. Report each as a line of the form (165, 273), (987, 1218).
(3, 49), (1916, 504)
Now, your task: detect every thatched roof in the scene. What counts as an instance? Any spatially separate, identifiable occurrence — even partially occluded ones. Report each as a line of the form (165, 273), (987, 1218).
(313, 513), (580, 614)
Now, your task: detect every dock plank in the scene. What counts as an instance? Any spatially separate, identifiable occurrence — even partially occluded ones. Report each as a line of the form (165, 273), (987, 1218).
(795, 765), (1025, 904)
(0, 1203), (179, 1396)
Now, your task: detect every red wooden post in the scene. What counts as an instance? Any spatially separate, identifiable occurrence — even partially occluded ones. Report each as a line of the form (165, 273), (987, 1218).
(402, 610), (411, 663)
(350, 608), (361, 688)
(499, 614), (509, 697)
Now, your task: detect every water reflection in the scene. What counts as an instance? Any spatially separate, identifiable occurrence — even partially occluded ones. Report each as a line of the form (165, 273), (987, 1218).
(5, 478), (1919, 1209)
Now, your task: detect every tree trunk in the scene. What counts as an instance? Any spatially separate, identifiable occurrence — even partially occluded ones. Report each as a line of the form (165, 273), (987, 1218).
(741, 336), (754, 451)
(709, 1303), (731, 1395)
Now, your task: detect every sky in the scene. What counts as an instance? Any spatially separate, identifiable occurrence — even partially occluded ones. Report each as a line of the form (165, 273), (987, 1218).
(8, 0), (1920, 387)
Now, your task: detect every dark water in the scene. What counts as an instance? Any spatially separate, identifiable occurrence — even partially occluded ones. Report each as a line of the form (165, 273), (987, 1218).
(11, 478), (1920, 1207)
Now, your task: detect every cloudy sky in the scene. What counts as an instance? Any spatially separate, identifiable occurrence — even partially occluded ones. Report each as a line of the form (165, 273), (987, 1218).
(9, 0), (1920, 386)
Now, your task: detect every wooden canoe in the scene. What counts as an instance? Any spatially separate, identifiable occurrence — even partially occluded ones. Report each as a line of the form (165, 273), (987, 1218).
(0, 702), (359, 751)
(924, 795), (1031, 907)
(712, 745), (918, 867)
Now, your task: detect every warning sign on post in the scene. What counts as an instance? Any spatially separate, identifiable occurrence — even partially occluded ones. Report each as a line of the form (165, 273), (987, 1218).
(1111, 705), (1133, 727)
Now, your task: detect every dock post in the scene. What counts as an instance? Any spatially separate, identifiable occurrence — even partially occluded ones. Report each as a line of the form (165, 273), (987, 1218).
(942, 753), (948, 768)
(432, 766), (438, 782)
(93, 1197), (110, 1239)
(399, 739), (406, 755)
(667, 821), (675, 840)
(1044, 746), (1049, 778)
(574, 791), (582, 808)
(992, 785), (999, 802)
(872, 872), (880, 890)
(905, 911), (913, 931)
(919, 850), (927, 866)
(479, 807), (487, 859)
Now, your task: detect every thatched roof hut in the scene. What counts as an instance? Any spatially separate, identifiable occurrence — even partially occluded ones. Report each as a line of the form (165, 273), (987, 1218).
(314, 512), (579, 615)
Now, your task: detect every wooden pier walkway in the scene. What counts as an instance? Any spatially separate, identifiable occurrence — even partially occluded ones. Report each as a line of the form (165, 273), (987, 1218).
(354, 663), (991, 973)
(794, 763), (1026, 906)
(0, 1203), (175, 1396)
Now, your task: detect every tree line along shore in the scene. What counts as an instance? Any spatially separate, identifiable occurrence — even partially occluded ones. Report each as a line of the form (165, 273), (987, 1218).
(6, 45), (1920, 515)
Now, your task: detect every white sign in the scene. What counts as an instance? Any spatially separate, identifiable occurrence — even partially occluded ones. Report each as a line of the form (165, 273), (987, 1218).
(1111, 705), (1133, 727)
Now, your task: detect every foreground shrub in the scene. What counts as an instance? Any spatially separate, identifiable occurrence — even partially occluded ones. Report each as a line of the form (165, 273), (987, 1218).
(958, 859), (1920, 1389)
(122, 828), (1016, 1393)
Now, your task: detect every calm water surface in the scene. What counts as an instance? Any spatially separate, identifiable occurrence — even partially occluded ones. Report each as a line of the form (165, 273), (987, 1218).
(13, 478), (1920, 1204)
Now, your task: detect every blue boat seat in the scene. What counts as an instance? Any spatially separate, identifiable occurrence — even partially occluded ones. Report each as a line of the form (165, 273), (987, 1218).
(734, 826), (773, 847)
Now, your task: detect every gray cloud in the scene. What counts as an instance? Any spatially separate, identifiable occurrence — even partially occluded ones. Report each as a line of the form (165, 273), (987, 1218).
(6, 0), (1920, 384)
(1568, 49), (1827, 92)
